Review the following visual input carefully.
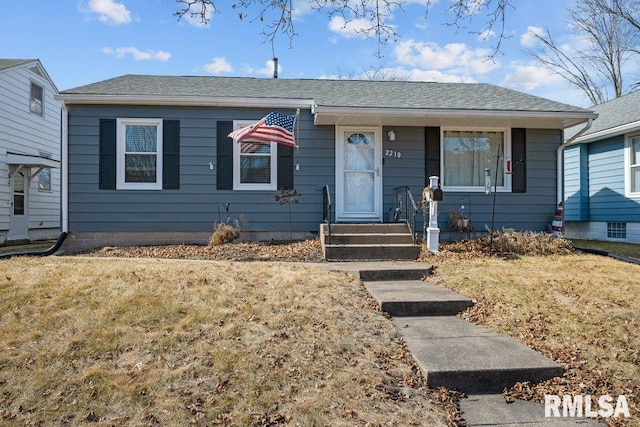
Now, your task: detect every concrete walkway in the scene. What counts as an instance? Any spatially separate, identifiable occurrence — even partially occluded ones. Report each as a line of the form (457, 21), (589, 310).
(317, 261), (604, 426)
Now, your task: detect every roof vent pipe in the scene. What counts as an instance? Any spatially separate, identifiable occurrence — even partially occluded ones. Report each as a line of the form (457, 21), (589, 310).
(273, 57), (278, 79)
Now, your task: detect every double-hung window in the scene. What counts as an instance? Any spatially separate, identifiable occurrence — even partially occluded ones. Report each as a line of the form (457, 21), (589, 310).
(232, 120), (277, 190)
(628, 134), (640, 196)
(30, 82), (43, 116)
(116, 118), (163, 190)
(442, 129), (511, 191)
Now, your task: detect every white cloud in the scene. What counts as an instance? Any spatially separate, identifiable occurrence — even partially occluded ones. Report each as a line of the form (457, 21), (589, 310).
(243, 59), (281, 77)
(202, 57), (233, 74)
(478, 28), (496, 41)
(102, 46), (171, 61)
(500, 62), (562, 91)
(180, 4), (214, 28)
(86, 0), (131, 25)
(520, 26), (545, 49)
(394, 40), (500, 75)
(328, 16), (379, 39)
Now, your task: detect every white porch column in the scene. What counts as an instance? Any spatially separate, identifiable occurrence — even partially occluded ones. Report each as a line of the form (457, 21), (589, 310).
(427, 175), (440, 253)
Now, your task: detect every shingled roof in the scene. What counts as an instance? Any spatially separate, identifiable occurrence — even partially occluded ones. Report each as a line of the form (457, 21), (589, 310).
(62, 74), (591, 112)
(566, 90), (640, 142)
(0, 59), (37, 72)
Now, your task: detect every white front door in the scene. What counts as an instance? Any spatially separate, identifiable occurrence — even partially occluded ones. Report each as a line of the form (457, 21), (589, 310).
(335, 127), (383, 221)
(9, 169), (28, 240)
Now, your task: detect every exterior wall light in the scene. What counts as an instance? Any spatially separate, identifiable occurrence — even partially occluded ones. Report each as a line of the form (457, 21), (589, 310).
(387, 130), (396, 142)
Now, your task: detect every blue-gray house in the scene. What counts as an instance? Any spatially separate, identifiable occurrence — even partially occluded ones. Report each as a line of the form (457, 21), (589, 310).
(57, 75), (596, 252)
(563, 90), (640, 244)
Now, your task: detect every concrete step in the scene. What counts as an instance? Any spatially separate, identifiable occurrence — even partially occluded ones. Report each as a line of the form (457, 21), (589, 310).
(328, 223), (411, 234)
(364, 280), (473, 316)
(358, 266), (433, 282)
(328, 233), (414, 245)
(324, 243), (421, 261)
(392, 316), (564, 393)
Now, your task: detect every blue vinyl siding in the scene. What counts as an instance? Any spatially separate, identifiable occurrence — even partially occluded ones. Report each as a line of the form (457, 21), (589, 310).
(68, 105), (334, 234)
(563, 144), (589, 221)
(586, 136), (640, 222)
(67, 105), (563, 236)
(433, 129), (561, 233)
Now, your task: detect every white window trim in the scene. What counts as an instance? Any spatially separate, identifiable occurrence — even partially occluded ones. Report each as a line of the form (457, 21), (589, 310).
(232, 120), (278, 191)
(626, 133), (640, 198)
(38, 167), (52, 192)
(30, 81), (44, 116)
(116, 118), (163, 190)
(441, 127), (512, 192)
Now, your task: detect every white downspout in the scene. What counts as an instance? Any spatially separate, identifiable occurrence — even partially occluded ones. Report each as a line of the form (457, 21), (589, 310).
(61, 103), (68, 233)
(557, 118), (593, 206)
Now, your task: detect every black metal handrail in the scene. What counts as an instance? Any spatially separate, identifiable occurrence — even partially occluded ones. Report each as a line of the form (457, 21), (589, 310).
(394, 186), (418, 244)
(322, 185), (332, 244)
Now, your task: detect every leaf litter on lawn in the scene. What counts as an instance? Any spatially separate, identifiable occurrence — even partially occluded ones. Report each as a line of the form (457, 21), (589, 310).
(0, 256), (456, 426)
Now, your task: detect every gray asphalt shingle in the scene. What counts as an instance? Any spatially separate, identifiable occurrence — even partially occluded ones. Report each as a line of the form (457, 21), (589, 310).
(61, 74), (591, 114)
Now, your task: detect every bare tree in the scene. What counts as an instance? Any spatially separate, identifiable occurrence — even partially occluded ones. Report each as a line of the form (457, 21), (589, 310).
(527, 0), (640, 105)
(333, 64), (410, 81)
(174, 0), (514, 58)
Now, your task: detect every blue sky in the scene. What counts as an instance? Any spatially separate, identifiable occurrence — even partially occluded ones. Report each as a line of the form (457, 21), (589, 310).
(3, 0), (594, 107)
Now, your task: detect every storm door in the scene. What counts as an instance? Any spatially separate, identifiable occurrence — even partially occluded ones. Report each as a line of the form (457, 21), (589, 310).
(335, 127), (382, 221)
(9, 169), (28, 240)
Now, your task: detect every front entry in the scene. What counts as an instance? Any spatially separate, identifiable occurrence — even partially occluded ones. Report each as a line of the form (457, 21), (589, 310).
(335, 127), (382, 222)
(9, 169), (28, 240)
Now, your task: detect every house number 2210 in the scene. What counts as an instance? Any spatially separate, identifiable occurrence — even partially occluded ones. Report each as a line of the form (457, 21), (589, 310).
(385, 149), (402, 158)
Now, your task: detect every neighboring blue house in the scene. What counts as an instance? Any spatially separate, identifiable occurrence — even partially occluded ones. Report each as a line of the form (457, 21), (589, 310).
(563, 90), (640, 244)
(57, 75), (596, 252)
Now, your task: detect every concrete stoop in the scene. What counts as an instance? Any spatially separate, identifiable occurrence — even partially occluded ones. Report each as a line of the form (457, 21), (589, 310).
(320, 223), (421, 261)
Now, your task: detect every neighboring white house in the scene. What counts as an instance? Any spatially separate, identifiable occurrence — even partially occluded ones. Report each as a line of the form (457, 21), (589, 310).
(0, 59), (61, 243)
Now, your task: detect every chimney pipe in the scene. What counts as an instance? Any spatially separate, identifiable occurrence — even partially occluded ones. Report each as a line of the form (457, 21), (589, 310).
(273, 57), (278, 78)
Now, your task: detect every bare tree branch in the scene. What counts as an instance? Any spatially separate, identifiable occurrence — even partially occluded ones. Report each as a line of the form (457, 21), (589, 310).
(173, 0), (516, 59)
(527, 0), (640, 104)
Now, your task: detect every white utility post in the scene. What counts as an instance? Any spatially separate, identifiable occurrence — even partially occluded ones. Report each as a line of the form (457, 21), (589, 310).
(427, 175), (440, 253)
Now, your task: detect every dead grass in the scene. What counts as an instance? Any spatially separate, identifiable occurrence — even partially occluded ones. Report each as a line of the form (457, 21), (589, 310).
(570, 239), (640, 260)
(425, 247), (639, 426)
(0, 257), (450, 426)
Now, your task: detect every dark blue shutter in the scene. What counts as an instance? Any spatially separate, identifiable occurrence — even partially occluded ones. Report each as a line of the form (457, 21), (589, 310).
(163, 120), (180, 189)
(99, 119), (116, 189)
(511, 128), (526, 193)
(425, 126), (441, 186)
(217, 121), (234, 190)
(277, 145), (294, 190)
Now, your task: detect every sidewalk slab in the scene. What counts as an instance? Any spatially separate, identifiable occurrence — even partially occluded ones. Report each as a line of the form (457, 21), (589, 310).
(365, 280), (473, 316)
(392, 316), (564, 393)
(460, 394), (604, 426)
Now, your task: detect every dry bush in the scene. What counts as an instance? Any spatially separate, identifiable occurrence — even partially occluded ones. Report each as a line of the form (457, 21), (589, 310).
(432, 230), (573, 259)
(209, 222), (239, 246)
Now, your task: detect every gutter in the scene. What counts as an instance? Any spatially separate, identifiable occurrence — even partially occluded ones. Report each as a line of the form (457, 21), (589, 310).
(61, 103), (69, 234)
(556, 117), (594, 205)
(55, 94), (314, 110)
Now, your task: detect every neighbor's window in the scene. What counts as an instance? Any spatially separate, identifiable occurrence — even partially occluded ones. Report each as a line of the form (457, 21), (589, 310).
(116, 118), (163, 190)
(30, 82), (43, 116)
(38, 167), (51, 192)
(607, 222), (626, 239)
(442, 129), (510, 191)
(629, 135), (640, 195)
(232, 120), (277, 190)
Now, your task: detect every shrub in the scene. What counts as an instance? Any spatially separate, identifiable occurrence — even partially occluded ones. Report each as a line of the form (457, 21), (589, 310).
(209, 222), (240, 246)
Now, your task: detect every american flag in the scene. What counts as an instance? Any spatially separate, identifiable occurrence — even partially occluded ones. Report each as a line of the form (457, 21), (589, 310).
(228, 112), (297, 147)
